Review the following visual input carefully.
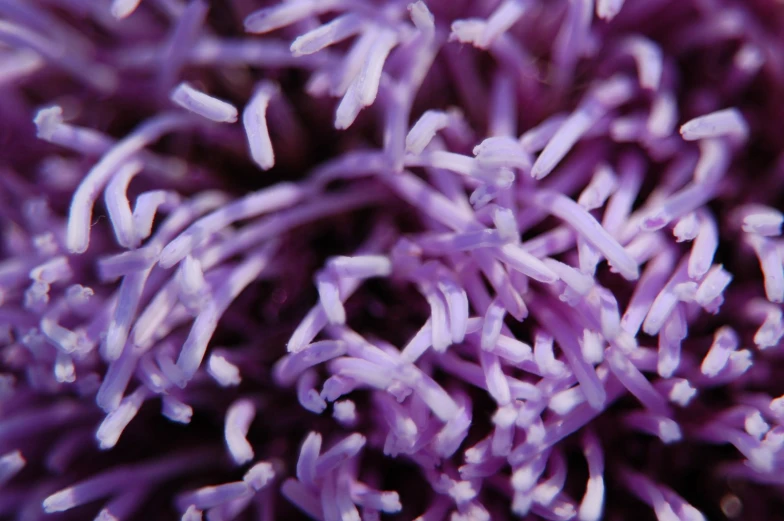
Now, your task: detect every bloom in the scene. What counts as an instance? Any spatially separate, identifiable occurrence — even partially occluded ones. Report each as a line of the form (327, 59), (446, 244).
(1, 0), (784, 520)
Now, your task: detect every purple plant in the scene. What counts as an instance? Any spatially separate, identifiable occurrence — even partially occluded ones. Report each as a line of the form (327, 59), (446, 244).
(1, 0), (784, 520)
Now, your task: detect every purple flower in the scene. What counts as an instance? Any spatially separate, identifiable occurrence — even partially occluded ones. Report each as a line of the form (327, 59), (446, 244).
(1, 0), (784, 520)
